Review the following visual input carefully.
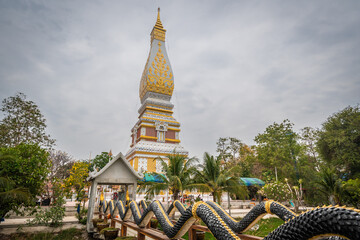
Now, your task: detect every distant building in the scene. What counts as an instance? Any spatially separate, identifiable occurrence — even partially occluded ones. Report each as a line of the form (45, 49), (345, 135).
(125, 9), (188, 174)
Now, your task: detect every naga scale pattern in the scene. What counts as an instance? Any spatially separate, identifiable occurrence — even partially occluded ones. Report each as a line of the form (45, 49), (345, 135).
(98, 200), (360, 240)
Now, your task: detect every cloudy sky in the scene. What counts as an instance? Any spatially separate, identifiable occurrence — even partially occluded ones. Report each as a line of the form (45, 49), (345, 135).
(1, 1), (359, 160)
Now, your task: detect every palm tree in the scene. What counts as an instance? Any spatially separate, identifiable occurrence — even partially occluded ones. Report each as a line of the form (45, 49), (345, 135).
(0, 177), (31, 219)
(138, 153), (198, 201)
(191, 152), (247, 204)
(316, 167), (343, 205)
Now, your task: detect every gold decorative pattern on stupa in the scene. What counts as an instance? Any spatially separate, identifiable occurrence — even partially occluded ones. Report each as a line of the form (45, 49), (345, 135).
(140, 42), (174, 99)
(126, 9), (189, 175)
(151, 8), (166, 42)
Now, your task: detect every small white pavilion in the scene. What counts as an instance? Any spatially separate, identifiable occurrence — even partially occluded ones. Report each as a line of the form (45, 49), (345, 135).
(86, 152), (142, 232)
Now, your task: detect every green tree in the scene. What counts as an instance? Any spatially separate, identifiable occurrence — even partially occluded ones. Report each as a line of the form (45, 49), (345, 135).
(228, 137), (242, 162)
(316, 168), (343, 205)
(317, 105), (360, 178)
(192, 153), (247, 203)
(138, 153), (197, 201)
(62, 161), (90, 202)
(237, 144), (256, 177)
(216, 137), (252, 177)
(342, 178), (360, 208)
(0, 93), (55, 148)
(0, 143), (50, 196)
(300, 127), (320, 170)
(89, 152), (112, 172)
(0, 177), (31, 218)
(0, 144), (50, 218)
(27, 179), (66, 227)
(254, 119), (302, 183)
(62, 161), (90, 220)
(216, 137), (231, 162)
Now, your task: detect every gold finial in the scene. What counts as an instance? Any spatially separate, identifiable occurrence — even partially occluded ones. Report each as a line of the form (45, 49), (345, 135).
(155, 7), (164, 29)
(151, 7), (166, 42)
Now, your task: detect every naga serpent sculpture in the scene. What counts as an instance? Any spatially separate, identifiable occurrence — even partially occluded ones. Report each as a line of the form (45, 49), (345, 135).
(99, 199), (360, 240)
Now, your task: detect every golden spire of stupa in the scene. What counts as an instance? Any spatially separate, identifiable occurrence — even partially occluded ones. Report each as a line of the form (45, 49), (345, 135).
(155, 8), (164, 29)
(151, 7), (166, 42)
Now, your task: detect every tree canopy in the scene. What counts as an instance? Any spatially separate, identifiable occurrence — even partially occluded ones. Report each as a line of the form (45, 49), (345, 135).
(216, 137), (243, 163)
(192, 152), (247, 203)
(0, 143), (50, 218)
(89, 151), (112, 172)
(0, 93), (55, 148)
(62, 161), (90, 202)
(0, 177), (31, 218)
(254, 119), (302, 182)
(317, 105), (360, 178)
(0, 143), (50, 197)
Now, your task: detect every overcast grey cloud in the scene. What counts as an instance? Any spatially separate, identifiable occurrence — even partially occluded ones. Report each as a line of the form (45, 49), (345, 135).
(1, 0), (359, 160)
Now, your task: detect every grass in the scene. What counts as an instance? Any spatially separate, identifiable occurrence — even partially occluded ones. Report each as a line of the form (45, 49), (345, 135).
(180, 217), (284, 239)
(242, 218), (284, 237)
(181, 232), (216, 240)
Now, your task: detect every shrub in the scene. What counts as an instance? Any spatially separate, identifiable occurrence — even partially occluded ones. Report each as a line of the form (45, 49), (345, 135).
(258, 181), (291, 202)
(27, 198), (65, 227)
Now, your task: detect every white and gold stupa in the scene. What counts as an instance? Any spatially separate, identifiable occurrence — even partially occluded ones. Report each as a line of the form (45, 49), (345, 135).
(125, 9), (188, 173)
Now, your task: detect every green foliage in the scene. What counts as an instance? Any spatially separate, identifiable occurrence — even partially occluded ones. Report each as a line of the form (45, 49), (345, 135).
(89, 152), (112, 172)
(62, 161), (90, 221)
(0, 177), (31, 218)
(0, 92), (55, 148)
(216, 137), (230, 161)
(27, 205), (65, 227)
(27, 179), (65, 227)
(317, 105), (360, 178)
(216, 137), (243, 163)
(0, 143), (50, 196)
(216, 137), (255, 177)
(300, 127), (320, 165)
(342, 178), (360, 208)
(62, 161), (90, 200)
(138, 153), (197, 200)
(76, 206), (88, 224)
(236, 144), (257, 178)
(62, 162), (89, 201)
(258, 181), (292, 202)
(79, 216), (87, 225)
(192, 152), (248, 203)
(316, 167), (343, 205)
(254, 119), (302, 183)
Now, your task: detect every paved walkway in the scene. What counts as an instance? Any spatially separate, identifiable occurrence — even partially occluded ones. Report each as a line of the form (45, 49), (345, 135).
(0, 220), (84, 235)
(0, 216), (78, 228)
(0, 201), (82, 235)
